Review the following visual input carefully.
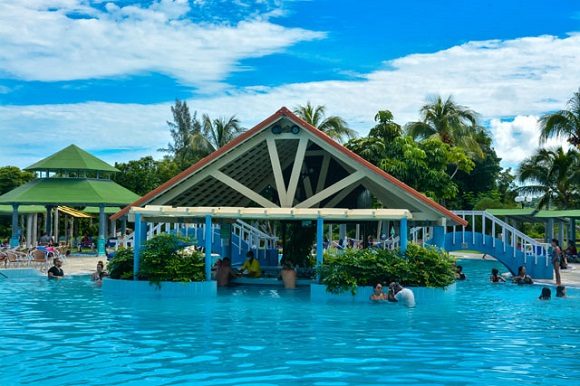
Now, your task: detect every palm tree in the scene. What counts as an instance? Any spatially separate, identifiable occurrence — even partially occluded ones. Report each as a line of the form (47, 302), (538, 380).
(405, 96), (484, 159)
(202, 114), (244, 152)
(517, 147), (580, 209)
(539, 88), (580, 148)
(293, 102), (357, 143)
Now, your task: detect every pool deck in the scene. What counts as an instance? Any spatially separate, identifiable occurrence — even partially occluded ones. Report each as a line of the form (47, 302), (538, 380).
(451, 251), (580, 288)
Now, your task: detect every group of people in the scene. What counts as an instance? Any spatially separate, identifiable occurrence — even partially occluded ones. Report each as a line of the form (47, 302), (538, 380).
(214, 251), (262, 287)
(370, 282), (416, 307)
(47, 258), (107, 283)
(538, 285), (567, 300)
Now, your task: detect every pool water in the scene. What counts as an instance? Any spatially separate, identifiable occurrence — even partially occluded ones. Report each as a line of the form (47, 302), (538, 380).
(1, 259), (579, 385)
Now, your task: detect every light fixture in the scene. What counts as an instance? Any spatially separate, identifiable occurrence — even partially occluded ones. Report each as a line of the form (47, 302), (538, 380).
(291, 125), (301, 134)
(271, 125), (282, 134)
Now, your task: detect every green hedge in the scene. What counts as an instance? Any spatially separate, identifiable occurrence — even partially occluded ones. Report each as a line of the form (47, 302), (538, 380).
(318, 244), (456, 294)
(106, 234), (205, 283)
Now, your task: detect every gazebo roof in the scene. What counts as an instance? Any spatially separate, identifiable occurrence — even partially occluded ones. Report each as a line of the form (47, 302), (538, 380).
(0, 204), (45, 215)
(113, 107), (466, 226)
(0, 178), (139, 206)
(486, 208), (580, 221)
(25, 144), (119, 173)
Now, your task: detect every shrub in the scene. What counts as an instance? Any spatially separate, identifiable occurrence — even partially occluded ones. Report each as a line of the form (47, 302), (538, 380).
(107, 248), (134, 280)
(139, 234), (205, 283)
(318, 244), (456, 294)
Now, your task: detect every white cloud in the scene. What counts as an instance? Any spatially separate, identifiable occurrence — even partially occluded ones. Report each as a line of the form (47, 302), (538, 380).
(0, 1), (323, 89)
(1, 33), (579, 168)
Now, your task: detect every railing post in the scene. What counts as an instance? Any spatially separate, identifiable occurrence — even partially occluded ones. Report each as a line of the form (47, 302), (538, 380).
(472, 213), (475, 244)
(400, 217), (408, 254)
(482, 214), (486, 245)
(492, 220), (496, 248)
(205, 215), (213, 281)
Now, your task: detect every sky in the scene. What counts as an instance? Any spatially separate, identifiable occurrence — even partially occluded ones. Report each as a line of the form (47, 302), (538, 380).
(0, 0), (579, 170)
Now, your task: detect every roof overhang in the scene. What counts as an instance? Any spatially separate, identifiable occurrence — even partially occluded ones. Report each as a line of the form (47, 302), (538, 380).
(129, 205), (413, 223)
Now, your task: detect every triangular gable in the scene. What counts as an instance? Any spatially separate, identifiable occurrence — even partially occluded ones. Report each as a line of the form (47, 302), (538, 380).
(112, 107), (466, 226)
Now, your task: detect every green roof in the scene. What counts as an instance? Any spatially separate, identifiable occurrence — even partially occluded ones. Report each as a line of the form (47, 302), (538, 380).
(486, 209), (536, 216)
(534, 210), (580, 218)
(83, 206), (122, 215)
(25, 144), (119, 173)
(0, 204), (46, 215)
(486, 208), (580, 220)
(0, 178), (139, 206)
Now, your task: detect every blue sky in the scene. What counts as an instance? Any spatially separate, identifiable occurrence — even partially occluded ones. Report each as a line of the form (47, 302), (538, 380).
(0, 0), (579, 168)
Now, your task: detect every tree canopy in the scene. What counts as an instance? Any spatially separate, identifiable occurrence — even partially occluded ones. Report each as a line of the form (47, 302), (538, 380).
(539, 88), (580, 148)
(294, 102), (357, 143)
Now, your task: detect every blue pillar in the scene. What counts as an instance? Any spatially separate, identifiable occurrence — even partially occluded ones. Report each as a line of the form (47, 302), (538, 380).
(133, 213), (146, 280)
(570, 218), (576, 242)
(316, 217), (324, 282)
(432, 225), (445, 249)
(45, 205), (53, 237)
(205, 215), (212, 281)
(97, 205), (106, 256)
(400, 217), (408, 255)
(546, 219), (554, 242)
(9, 204), (20, 248)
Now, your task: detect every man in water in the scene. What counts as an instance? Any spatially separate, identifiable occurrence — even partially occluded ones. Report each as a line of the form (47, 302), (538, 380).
(47, 258), (64, 279)
(388, 282), (416, 307)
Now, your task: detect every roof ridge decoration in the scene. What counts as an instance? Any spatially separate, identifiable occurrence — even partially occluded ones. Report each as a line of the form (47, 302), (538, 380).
(25, 144), (119, 173)
(112, 107), (466, 226)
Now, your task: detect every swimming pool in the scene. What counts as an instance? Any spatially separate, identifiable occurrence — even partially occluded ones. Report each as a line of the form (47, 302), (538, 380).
(1, 259), (578, 385)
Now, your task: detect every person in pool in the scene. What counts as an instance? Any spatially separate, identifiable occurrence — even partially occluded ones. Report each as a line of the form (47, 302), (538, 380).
(387, 282), (416, 307)
(556, 285), (566, 298)
(91, 261), (108, 281)
(370, 283), (387, 301)
(538, 287), (551, 300)
(47, 258), (64, 279)
(512, 265), (533, 285)
(455, 265), (467, 280)
(240, 250), (261, 277)
(490, 268), (505, 283)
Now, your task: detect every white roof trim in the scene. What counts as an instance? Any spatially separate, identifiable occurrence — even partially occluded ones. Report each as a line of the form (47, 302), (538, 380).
(130, 205), (412, 221)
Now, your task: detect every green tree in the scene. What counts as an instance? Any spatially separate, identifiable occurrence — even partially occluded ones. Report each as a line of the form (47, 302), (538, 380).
(517, 147), (580, 209)
(201, 114), (244, 152)
(0, 166), (34, 195)
(159, 100), (207, 170)
(347, 112), (474, 202)
(294, 102), (357, 143)
(406, 95), (484, 160)
(113, 156), (180, 196)
(539, 88), (580, 148)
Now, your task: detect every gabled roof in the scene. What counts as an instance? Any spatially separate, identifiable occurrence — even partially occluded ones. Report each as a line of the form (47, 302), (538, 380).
(112, 107), (467, 226)
(0, 178), (139, 206)
(25, 144), (119, 173)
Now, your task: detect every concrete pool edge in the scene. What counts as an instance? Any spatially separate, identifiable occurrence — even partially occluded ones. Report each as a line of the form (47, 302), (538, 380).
(102, 278), (217, 298)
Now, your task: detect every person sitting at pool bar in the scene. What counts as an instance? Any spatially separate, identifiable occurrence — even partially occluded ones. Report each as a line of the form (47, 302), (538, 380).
(216, 257), (235, 286)
(490, 268), (505, 283)
(538, 287), (551, 300)
(370, 283), (387, 301)
(240, 251), (261, 277)
(48, 258), (64, 279)
(512, 265), (533, 285)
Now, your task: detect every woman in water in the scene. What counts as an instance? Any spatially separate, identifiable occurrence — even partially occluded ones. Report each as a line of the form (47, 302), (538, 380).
(512, 265), (533, 285)
(370, 283), (387, 301)
(490, 268), (505, 283)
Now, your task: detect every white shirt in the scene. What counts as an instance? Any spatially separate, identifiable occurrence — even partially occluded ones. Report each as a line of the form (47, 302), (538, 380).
(395, 288), (416, 307)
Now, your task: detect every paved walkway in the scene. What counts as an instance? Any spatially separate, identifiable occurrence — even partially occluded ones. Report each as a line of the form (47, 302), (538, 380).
(451, 251), (580, 288)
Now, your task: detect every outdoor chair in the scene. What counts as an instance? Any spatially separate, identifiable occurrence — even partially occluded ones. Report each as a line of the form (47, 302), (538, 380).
(29, 248), (49, 271)
(5, 249), (31, 268)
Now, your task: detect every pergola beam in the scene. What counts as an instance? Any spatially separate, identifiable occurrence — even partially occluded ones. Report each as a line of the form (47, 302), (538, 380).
(266, 138), (288, 206)
(296, 172), (364, 209)
(214, 171), (280, 208)
(285, 138), (309, 207)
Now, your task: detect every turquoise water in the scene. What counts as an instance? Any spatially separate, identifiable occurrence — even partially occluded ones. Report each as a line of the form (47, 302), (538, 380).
(1, 259), (579, 385)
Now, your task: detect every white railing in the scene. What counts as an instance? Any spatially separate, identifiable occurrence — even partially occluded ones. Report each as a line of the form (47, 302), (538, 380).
(232, 220), (278, 255)
(452, 210), (549, 267)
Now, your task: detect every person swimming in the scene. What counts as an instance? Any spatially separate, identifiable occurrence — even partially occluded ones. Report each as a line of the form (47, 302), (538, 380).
(388, 282), (416, 307)
(490, 268), (505, 283)
(538, 287), (551, 300)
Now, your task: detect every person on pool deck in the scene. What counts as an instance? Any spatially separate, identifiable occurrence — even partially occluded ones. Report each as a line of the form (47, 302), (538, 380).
(550, 239), (562, 285)
(370, 283), (387, 301)
(538, 287), (551, 300)
(455, 265), (467, 280)
(512, 265), (533, 285)
(240, 251), (261, 278)
(47, 258), (64, 279)
(216, 257), (235, 286)
(556, 285), (567, 298)
(490, 268), (505, 283)
(388, 282), (416, 307)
